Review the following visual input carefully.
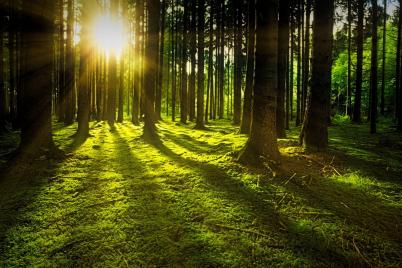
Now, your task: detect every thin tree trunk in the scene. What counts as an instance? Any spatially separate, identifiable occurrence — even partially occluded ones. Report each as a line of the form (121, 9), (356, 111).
(156, 0), (166, 121)
(276, 0), (290, 138)
(346, 0), (352, 116)
(240, 0), (255, 134)
(353, 0), (364, 123)
(196, 0), (206, 129)
(370, 0), (378, 134)
(380, 0), (387, 116)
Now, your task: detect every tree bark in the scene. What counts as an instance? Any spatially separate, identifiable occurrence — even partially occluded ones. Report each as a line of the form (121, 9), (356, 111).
(276, 0), (290, 138)
(19, 0), (58, 155)
(238, 0), (279, 165)
(196, 0), (206, 129)
(381, 0), (387, 116)
(143, 0), (160, 137)
(180, 0), (189, 124)
(301, 0), (334, 150)
(233, 0), (242, 125)
(370, 0), (378, 134)
(353, 0), (364, 123)
(240, 0), (255, 134)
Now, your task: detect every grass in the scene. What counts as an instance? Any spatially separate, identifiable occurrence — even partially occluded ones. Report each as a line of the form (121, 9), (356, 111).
(0, 118), (401, 267)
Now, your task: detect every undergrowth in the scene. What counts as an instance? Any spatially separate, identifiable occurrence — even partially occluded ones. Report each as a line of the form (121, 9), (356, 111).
(0, 119), (401, 267)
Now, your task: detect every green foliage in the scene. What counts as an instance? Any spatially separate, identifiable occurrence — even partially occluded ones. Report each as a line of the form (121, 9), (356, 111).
(331, 23), (398, 115)
(0, 120), (402, 267)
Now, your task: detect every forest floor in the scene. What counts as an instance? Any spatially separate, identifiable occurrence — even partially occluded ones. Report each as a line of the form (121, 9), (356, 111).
(0, 118), (402, 267)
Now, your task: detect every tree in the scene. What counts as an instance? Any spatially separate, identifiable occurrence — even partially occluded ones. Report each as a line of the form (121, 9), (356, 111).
(0, 3), (6, 133)
(346, 0), (352, 116)
(276, 0), (290, 138)
(380, 0), (387, 115)
(156, 0), (167, 121)
(19, 0), (59, 155)
(238, 0), (279, 164)
(189, 0), (197, 121)
(143, 0), (160, 137)
(233, 0), (242, 125)
(64, 0), (75, 125)
(180, 0), (189, 124)
(300, 0), (334, 150)
(132, 0), (142, 125)
(107, 0), (119, 125)
(240, 0), (255, 134)
(353, 0), (364, 123)
(370, 0), (378, 134)
(196, 0), (206, 129)
(76, 0), (94, 139)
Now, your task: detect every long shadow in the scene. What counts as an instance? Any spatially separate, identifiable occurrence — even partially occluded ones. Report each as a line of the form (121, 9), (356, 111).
(0, 154), (59, 262)
(147, 136), (363, 266)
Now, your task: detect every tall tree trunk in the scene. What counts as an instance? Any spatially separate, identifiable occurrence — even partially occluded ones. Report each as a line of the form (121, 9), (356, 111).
(19, 0), (59, 155)
(196, 0), (206, 129)
(240, 0), (255, 134)
(346, 0), (352, 116)
(64, 0), (75, 125)
(296, 0), (302, 126)
(77, 0), (93, 139)
(276, 0), (290, 138)
(399, 2), (402, 130)
(233, 0), (242, 125)
(143, 0), (160, 137)
(107, 1), (118, 125)
(189, 0), (197, 121)
(353, 0), (364, 123)
(380, 0), (387, 116)
(238, 0), (279, 165)
(370, 0), (378, 134)
(156, 0), (166, 121)
(132, 0), (142, 125)
(58, 0), (65, 122)
(0, 4), (6, 133)
(302, 0), (311, 121)
(180, 0), (189, 124)
(300, 0), (334, 150)
(218, 0), (225, 119)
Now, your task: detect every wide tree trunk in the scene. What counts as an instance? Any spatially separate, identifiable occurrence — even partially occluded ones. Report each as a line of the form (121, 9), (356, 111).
(276, 0), (290, 138)
(19, 0), (58, 155)
(240, 0), (255, 134)
(370, 0), (378, 134)
(238, 0), (279, 165)
(300, 0), (334, 150)
(196, 0), (206, 129)
(143, 0), (160, 137)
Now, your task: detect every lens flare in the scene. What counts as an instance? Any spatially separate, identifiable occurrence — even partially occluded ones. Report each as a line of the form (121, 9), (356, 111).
(92, 15), (125, 58)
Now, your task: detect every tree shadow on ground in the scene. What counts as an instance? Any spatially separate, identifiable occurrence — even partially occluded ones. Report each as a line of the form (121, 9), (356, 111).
(146, 135), (366, 267)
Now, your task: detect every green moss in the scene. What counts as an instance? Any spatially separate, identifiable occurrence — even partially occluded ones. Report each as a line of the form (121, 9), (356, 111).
(0, 119), (401, 267)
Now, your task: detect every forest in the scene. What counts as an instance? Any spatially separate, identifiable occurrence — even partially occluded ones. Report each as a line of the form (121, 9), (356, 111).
(0, 0), (402, 266)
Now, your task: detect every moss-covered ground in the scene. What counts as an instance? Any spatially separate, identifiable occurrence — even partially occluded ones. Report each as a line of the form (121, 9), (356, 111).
(0, 118), (401, 267)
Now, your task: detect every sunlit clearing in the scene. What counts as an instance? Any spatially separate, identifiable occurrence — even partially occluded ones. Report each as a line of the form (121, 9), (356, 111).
(92, 15), (125, 58)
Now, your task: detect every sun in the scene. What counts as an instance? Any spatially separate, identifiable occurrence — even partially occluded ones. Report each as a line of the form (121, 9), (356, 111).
(92, 15), (125, 58)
